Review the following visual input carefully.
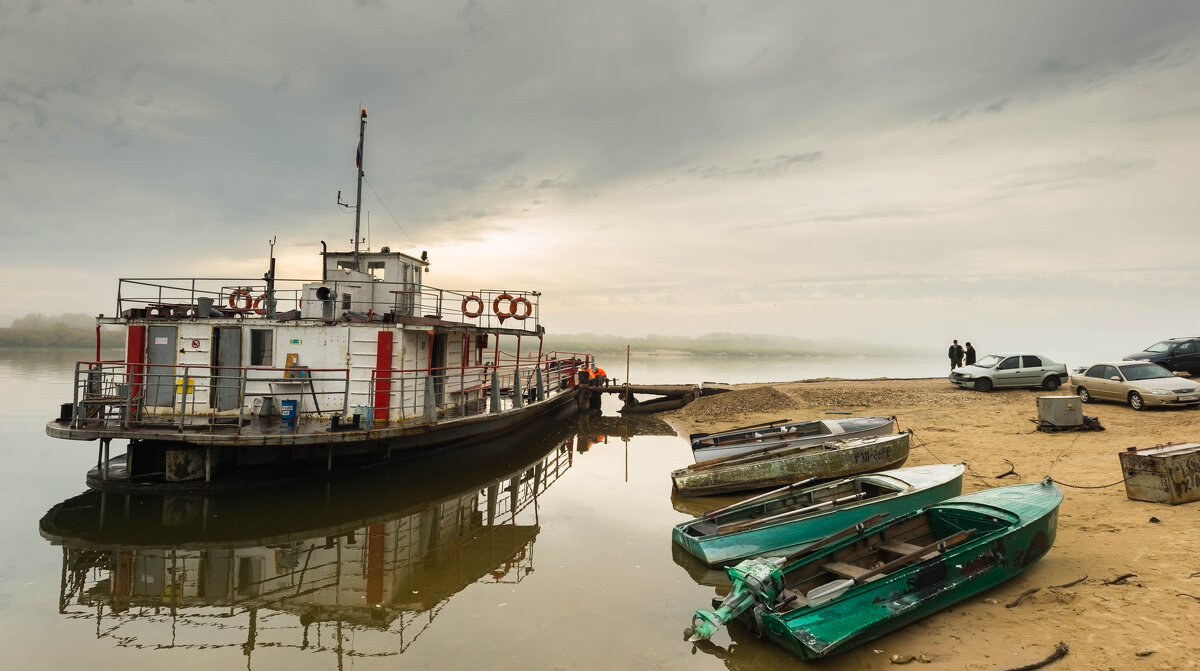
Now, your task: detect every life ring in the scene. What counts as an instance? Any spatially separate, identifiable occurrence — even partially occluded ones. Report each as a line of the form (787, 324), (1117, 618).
(228, 288), (253, 310)
(510, 296), (533, 320)
(492, 293), (514, 319)
(252, 292), (269, 315)
(462, 294), (484, 318)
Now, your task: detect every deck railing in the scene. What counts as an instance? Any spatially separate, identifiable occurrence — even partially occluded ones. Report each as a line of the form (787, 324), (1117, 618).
(368, 351), (593, 425)
(114, 277), (543, 332)
(68, 361), (352, 432)
(66, 351), (593, 434)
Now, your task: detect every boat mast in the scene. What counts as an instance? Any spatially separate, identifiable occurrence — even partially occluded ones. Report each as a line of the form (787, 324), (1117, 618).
(353, 107), (368, 270)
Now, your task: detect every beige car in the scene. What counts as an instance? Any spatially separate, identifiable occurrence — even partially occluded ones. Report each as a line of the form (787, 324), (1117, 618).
(1070, 361), (1200, 410)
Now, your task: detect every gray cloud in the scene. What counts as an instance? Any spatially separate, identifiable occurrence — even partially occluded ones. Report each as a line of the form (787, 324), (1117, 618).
(1, 1), (1198, 355)
(685, 151), (823, 180)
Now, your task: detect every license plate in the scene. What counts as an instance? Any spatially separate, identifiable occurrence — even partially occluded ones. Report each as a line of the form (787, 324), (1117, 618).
(1180, 395), (1198, 401)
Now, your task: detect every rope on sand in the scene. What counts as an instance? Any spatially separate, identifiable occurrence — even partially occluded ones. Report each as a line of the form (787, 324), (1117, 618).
(903, 428), (998, 489)
(996, 642), (1068, 671)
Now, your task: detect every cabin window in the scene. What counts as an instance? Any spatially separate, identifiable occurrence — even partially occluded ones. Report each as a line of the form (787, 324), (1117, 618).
(250, 329), (273, 366)
(342, 293), (352, 310)
(367, 261), (386, 281)
(336, 261), (356, 270)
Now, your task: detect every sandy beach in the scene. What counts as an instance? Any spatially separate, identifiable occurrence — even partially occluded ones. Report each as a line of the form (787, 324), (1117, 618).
(664, 377), (1200, 670)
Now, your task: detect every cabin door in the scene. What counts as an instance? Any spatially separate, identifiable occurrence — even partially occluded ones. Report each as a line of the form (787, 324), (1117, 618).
(211, 326), (243, 412)
(144, 325), (177, 407)
(431, 333), (448, 406)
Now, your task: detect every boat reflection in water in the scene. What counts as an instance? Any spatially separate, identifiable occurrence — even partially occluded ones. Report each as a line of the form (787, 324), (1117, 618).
(39, 419), (588, 663)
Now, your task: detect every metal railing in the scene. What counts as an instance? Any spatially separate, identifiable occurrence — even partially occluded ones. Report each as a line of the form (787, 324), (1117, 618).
(66, 352), (593, 434)
(68, 361), (352, 432)
(368, 351), (593, 425)
(115, 277), (543, 332)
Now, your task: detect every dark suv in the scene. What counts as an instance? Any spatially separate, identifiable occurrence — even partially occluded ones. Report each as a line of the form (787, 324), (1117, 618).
(1125, 337), (1200, 375)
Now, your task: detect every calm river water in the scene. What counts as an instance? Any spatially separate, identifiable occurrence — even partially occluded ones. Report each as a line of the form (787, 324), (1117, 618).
(1, 349), (939, 670)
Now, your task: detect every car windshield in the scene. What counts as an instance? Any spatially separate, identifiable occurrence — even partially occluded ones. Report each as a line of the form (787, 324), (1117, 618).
(1144, 342), (1172, 353)
(1121, 363), (1174, 381)
(973, 355), (1003, 369)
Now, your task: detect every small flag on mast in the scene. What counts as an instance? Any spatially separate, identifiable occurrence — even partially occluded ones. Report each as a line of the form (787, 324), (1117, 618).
(355, 141), (362, 169)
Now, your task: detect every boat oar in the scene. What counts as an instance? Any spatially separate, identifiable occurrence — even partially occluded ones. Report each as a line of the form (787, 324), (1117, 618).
(805, 528), (977, 607)
(701, 478), (817, 520)
(694, 425), (815, 450)
(688, 439), (817, 471)
(691, 418), (793, 442)
(718, 492), (867, 535)
(777, 512), (889, 567)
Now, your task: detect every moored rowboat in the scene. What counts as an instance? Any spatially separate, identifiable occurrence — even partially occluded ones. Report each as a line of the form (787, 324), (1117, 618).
(671, 464), (964, 566)
(686, 479), (1063, 659)
(691, 416), (896, 462)
(672, 432), (912, 497)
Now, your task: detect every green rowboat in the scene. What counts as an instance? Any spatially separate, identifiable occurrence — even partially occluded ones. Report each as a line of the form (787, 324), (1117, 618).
(672, 432), (911, 497)
(686, 479), (1062, 659)
(672, 464), (964, 567)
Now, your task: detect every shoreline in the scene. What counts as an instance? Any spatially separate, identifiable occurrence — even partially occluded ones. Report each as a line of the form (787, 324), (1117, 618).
(662, 377), (1200, 668)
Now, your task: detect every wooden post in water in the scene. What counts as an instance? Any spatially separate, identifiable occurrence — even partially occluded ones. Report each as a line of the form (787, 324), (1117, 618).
(623, 344), (631, 413)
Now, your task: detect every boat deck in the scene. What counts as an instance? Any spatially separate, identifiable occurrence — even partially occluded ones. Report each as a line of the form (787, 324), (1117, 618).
(49, 388), (581, 447)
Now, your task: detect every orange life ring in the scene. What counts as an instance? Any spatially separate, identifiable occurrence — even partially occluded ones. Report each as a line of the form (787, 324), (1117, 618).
(462, 294), (484, 318)
(510, 296), (533, 320)
(228, 288), (253, 310)
(492, 293), (514, 319)
(252, 292), (269, 315)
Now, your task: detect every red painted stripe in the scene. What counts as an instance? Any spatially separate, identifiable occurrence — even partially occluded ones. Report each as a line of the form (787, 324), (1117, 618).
(126, 325), (147, 411)
(365, 523), (384, 605)
(374, 330), (393, 424)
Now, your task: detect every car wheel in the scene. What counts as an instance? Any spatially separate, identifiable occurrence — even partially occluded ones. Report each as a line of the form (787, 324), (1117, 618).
(1042, 376), (1061, 391)
(1077, 387), (1092, 403)
(1128, 392), (1145, 411)
(975, 378), (993, 393)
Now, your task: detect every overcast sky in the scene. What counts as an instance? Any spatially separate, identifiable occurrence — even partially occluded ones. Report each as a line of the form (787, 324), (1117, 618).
(2, 1), (1199, 362)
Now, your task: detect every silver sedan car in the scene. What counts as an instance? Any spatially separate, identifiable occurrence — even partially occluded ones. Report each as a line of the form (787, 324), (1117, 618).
(950, 352), (1069, 392)
(1070, 361), (1200, 410)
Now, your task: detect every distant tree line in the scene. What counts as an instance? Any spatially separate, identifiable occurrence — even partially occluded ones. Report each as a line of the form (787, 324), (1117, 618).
(543, 332), (919, 358)
(0, 313), (124, 348)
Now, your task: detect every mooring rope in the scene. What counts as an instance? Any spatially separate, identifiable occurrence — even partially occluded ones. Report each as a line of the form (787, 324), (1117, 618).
(899, 419), (1130, 491)
(903, 427), (997, 489)
(1048, 475), (1133, 489)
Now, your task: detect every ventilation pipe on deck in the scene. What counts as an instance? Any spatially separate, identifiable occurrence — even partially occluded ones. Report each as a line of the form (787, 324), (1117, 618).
(197, 297), (224, 318)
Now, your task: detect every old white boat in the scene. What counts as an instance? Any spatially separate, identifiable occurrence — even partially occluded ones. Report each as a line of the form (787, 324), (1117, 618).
(691, 416), (897, 462)
(45, 109), (595, 491)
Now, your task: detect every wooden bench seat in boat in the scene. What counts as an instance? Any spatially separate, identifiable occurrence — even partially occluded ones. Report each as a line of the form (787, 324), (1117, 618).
(821, 562), (874, 580)
(878, 540), (929, 557)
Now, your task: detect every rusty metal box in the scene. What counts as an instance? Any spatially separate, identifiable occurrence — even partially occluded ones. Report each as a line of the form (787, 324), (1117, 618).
(1119, 442), (1200, 505)
(1037, 395), (1083, 427)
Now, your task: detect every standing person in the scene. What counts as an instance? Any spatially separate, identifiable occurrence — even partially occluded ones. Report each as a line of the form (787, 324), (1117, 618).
(948, 340), (964, 370)
(964, 342), (977, 366)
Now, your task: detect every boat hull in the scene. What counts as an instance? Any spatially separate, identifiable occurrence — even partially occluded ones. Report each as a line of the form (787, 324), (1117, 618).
(760, 481), (1062, 659)
(672, 433), (911, 497)
(672, 464), (964, 566)
(79, 388), (582, 493)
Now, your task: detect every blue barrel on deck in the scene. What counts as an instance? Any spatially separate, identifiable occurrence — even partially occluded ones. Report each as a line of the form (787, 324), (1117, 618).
(280, 399), (298, 422)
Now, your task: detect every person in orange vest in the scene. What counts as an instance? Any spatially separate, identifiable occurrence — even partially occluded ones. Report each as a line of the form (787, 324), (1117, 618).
(591, 365), (607, 386)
